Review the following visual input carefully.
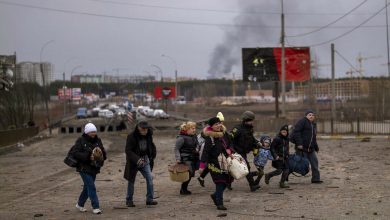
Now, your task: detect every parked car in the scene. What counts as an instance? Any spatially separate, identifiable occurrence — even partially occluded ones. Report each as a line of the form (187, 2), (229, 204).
(98, 109), (114, 118)
(76, 108), (87, 119)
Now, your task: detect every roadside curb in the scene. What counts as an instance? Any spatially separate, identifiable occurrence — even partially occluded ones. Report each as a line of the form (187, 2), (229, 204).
(318, 135), (390, 140)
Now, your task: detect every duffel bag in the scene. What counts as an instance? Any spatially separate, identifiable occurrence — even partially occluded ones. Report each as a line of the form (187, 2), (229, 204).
(227, 153), (249, 180)
(288, 153), (310, 176)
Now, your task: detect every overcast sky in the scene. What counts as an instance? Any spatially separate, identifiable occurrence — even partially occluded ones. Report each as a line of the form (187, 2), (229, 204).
(0, 0), (388, 80)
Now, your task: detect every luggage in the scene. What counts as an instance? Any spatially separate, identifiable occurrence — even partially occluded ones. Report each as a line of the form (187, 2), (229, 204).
(227, 153), (249, 180)
(288, 153), (310, 176)
(168, 163), (190, 182)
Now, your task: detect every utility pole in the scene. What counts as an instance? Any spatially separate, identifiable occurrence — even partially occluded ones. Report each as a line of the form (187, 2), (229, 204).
(280, 0), (286, 118)
(232, 73), (236, 97)
(386, 0), (390, 77)
(63, 72), (66, 117)
(331, 44), (336, 135)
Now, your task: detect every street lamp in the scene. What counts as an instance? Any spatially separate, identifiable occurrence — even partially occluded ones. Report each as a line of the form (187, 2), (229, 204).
(161, 54), (178, 98)
(40, 40), (54, 135)
(71, 65), (83, 80)
(63, 57), (79, 80)
(150, 64), (163, 82)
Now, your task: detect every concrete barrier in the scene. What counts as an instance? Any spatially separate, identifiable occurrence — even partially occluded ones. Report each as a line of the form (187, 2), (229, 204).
(0, 127), (39, 147)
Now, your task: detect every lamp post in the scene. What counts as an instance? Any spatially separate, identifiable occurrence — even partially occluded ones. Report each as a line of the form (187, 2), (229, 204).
(150, 64), (163, 82)
(161, 54), (178, 98)
(71, 65), (83, 79)
(40, 40), (54, 135)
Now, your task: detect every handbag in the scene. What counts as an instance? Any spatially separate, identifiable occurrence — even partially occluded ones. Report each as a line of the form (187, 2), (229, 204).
(218, 153), (229, 172)
(288, 153), (310, 176)
(227, 153), (249, 180)
(64, 145), (78, 168)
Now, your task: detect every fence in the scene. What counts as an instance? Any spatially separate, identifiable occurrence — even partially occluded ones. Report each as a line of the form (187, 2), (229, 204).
(224, 119), (390, 135)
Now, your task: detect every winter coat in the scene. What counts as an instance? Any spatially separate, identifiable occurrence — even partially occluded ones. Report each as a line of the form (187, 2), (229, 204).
(124, 126), (157, 182)
(73, 133), (107, 175)
(270, 133), (289, 170)
(231, 123), (259, 155)
(200, 126), (233, 184)
(174, 133), (199, 162)
(253, 147), (274, 167)
(291, 117), (319, 152)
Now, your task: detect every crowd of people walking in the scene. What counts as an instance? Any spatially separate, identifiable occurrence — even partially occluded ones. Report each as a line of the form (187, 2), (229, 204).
(69, 110), (322, 214)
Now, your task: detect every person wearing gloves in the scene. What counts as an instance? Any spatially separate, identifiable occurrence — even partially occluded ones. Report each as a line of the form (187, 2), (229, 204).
(124, 120), (158, 207)
(265, 125), (290, 188)
(199, 117), (234, 210)
(174, 121), (199, 195)
(291, 110), (322, 184)
(73, 123), (107, 214)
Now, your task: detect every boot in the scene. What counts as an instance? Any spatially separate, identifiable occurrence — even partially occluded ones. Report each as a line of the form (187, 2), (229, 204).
(279, 182), (290, 188)
(264, 174), (270, 185)
(217, 205), (227, 210)
(250, 184), (260, 192)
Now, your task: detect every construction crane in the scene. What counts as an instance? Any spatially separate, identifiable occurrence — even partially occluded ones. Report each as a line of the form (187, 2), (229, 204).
(356, 53), (381, 77)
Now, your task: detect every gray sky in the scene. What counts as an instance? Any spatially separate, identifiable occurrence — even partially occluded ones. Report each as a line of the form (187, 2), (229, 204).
(0, 0), (388, 80)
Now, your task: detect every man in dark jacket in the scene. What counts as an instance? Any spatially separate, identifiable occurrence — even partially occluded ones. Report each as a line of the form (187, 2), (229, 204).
(291, 110), (322, 183)
(124, 120), (158, 207)
(231, 111), (260, 191)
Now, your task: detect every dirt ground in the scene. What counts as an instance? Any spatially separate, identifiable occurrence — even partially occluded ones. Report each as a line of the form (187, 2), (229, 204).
(0, 129), (389, 220)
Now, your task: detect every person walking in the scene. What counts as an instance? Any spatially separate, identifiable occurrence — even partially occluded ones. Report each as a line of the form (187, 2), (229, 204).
(174, 121), (199, 195)
(124, 120), (158, 207)
(199, 117), (234, 210)
(291, 110), (323, 184)
(231, 111), (260, 191)
(265, 125), (290, 188)
(73, 123), (107, 214)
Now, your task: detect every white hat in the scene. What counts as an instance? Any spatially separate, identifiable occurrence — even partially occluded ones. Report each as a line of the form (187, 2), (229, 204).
(216, 112), (224, 122)
(84, 123), (97, 134)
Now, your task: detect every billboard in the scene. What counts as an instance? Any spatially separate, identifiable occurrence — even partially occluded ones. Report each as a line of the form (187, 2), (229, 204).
(72, 88), (82, 100)
(154, 86), (176, 100)
(58, 88), (72, 100)
(242, 47), (310, 82)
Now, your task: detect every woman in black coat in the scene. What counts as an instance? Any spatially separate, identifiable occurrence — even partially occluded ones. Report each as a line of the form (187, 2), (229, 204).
(199, 117), (233, 210)
(73, 123), (107, 214)
(265, 125), (290, 188)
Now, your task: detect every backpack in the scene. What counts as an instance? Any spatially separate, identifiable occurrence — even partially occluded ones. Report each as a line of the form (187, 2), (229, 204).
(64, 145), (78, 167)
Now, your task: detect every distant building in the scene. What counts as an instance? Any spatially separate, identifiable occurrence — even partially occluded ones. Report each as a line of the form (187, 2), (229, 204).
(294, 78), (370, 101)
(16, 62), (53, 86)
(72, 74), (155, 83)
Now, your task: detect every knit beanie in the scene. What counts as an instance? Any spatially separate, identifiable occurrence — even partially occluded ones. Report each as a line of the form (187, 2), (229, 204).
(305, 110), (315, 116)
(280, 124), (289, 132)
(216, 112), (225, 122)
(208, 117), (221, 126)
(84, 123), (97, 134)
(242, 111), (255, 121)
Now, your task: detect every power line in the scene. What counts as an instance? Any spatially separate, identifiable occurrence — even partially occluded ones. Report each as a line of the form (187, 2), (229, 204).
(90, 0), (385, 16)
(335, 50), (360, 73)
(289, 1), (390, 47)
(286, 0), (368, 38)
(0, 1), (387, 30)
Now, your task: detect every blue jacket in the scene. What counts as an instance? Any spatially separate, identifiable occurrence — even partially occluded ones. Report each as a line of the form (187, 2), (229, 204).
(254, 147), (273, 167)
